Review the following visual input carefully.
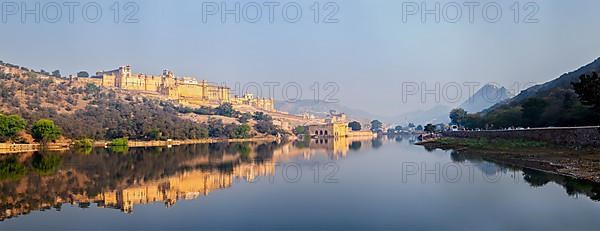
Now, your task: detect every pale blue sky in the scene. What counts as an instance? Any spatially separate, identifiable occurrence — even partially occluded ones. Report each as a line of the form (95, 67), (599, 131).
(2, 0), (600, 116)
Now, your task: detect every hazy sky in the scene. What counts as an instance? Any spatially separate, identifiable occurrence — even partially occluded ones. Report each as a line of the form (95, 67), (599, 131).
(2, 0), (600, 116)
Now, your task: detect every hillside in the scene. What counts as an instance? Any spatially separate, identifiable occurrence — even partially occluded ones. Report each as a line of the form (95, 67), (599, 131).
(463, 57), (600, 129)
(0, 71), (283, 142)
(495, 57), (600, 108)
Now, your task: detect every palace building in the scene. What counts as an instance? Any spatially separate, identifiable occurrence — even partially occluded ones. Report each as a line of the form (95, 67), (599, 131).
(76, 65), (274, 111)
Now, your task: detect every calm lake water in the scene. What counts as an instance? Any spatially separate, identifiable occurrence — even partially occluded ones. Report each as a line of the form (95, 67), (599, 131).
(1, 136), (600, 230)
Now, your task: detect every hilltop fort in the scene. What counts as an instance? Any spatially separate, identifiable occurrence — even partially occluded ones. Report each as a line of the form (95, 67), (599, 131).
(72, 65), (274, 111)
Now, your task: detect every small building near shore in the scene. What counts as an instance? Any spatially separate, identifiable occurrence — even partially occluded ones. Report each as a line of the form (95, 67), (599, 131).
(308, 123), (349, 138)
(306, 112), (375, 138)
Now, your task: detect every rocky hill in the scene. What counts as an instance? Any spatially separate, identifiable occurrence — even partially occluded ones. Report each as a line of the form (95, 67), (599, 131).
(463, 57), (600, 129)
(493, 57), (600, 109)
(0, 69), (282, 142)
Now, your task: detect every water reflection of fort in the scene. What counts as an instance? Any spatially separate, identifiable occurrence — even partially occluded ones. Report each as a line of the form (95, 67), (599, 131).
(72, 162), (275, 214)
(0, 137), (375, 220)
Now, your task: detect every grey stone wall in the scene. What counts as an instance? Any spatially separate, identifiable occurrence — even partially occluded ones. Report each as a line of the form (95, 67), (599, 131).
(443, 127), (600, 147)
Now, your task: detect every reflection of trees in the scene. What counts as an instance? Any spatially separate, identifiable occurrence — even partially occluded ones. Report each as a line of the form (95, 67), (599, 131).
(394, 136), (403, 143)
(445, 150), (600, 202)
(522, 169), (551, 187)
(0, 156), (27, 181)
(0, 141), (285, 221)
(349, 141), (362, 151)
(522, 169), (600, 200)
(450, 151), (467, 163)
(254, 142), (277, 163)
(423, 145), (436, 152)
(31, 153), (62, 176)
(293, 139), (310, 149)
(371, 138), (383, 149)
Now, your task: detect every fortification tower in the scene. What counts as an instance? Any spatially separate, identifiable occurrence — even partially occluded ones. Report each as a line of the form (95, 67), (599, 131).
(115, 65), (132, 88)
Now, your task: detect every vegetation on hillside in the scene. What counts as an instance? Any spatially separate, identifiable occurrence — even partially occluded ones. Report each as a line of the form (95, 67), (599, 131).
(31, 119), (62, 144)
(450, 72), (600, 129)
(0, 72), (283, 142)
(0, 114), (27, 142)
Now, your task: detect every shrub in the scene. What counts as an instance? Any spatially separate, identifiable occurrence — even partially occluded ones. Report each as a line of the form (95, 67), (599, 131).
(31, 119), (62, 144)
(254, 120), (278, 135)
(293, 126), (306, 135)
(74, 138), (94, 147)
(109, 138), (129, 146)
(0, 114), (27, 142)
(233, 124), (251, 139)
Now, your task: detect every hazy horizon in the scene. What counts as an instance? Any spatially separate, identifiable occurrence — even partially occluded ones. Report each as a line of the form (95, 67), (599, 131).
(2, 0), (600, 116)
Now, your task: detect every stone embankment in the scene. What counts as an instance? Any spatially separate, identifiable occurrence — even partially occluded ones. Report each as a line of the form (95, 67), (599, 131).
(0, 137), (279, 154)
(444, 126), (600, 147)
(0, 143), (70, 154)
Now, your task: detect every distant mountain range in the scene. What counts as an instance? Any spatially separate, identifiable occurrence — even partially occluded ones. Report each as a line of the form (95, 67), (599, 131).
(275, 100), (452, 126)
(459, 84), (512, 113)
(388, 105), (452, 125)
(384, 84), (512, 125)
(274, 100), (377, 123)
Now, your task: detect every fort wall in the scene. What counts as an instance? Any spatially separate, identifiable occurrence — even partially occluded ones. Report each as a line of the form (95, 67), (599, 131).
(75, 65), (274, 111)
(443, 126), (600, 147)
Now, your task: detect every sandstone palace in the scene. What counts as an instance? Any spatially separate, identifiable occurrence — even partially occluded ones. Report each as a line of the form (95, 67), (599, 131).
(75, 65), (274, 111)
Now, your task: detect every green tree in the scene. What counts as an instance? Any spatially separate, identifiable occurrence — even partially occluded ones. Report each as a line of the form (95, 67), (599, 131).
(522, 98), (548, 127)
(238, 113), (252, 123)
(51, 70), (61, 77)
(234, 124), (251, 138)
(416, 125), (423, 131)
(394, 125), (403, 132)
(348, 121), (362, 131)
(31, 119), (62, 144)
(0, 114), (27, 142)
(74, 138), (94, 147)
(215, 103), (236, 117)
(109, 138), (129, 146)
(449, 108), (468, 127)
(254, 120), (278, 135)
(424, 123), (435, 133)
(293, 126), (306, 135)
(573, 72), (600, 112)
(253, 111), (272, 121)
(77, 71), (90, 78)
(146, 129), (163, 140)
(463, 114), (484, 129)
(370, 120), (383, 132)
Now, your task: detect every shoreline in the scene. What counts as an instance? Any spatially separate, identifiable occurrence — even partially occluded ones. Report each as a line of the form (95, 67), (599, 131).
(418, 137), (600, 184)
(0, 136), (280, 154)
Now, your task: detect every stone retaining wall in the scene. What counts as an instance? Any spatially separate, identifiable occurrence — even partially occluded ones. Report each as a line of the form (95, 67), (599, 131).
(443, 126), (600, 147)
(0, 143), (69, 154)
